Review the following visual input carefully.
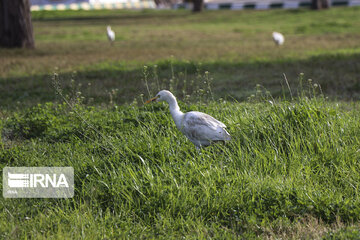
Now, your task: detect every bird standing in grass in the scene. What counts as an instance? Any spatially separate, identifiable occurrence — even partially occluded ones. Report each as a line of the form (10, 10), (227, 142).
(106, 26), (115, 45)
(272, 31), (284, 46)
(145, 90), (231, 149)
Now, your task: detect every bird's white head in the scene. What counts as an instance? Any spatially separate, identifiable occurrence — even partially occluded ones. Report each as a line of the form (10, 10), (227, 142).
(145, 90), (174, 104)
(107, 26), (111, 31)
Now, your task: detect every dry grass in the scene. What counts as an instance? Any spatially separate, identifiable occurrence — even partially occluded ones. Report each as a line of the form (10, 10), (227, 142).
(0, 8), (360, 109)
(1, 29), (359, 78)
(259, 215), (348, 239)
(1, 8), (360, 78)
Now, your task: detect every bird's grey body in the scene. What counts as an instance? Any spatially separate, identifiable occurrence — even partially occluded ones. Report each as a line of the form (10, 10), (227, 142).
(146, 90), (231, 148)
(180, 111), (231, 147)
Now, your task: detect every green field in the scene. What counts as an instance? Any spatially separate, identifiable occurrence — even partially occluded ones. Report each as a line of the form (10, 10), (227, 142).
(1, 7), (360, 239)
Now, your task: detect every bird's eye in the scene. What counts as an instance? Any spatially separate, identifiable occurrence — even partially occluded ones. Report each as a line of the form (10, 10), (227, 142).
(157, 95), (160, 98)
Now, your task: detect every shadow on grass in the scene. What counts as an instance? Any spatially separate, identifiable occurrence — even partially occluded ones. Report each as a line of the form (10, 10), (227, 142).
(1, 52), (359, 110)
(32, 9), (191, 22)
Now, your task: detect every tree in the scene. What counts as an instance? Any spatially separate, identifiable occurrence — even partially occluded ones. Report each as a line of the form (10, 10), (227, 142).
(0, 0), (35, 48)
(192, 0), (203, 12)
(312, 0), (330, 9)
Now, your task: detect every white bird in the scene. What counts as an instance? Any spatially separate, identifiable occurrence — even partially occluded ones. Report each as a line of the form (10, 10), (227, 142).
(272, 31), (285, 46)
(106, 26), (115, 45)
(145, 90), (231, 149)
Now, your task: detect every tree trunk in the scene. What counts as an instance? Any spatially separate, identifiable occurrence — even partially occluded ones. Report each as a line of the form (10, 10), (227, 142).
(0, 0), (35, 48)
(193, 0), (203, 12)
(312, 0), (330, 9)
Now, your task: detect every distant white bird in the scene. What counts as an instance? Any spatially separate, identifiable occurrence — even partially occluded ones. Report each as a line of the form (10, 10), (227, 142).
(145, 90), (231, 149)
(106, 26), (115, 45)
(272, 31), (285, 46)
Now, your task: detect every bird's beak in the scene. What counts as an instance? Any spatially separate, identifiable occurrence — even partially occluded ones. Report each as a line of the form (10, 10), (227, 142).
(145, 96), (159, 104)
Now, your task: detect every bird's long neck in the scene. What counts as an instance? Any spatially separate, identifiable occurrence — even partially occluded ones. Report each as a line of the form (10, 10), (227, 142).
(166, 95), (184, 129)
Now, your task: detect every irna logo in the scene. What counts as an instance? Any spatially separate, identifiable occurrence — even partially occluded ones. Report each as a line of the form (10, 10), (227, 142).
(3, 167), (74, 198)
(8, 172), (69, 188)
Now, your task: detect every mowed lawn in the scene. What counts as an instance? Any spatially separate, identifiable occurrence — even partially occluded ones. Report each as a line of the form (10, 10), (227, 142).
(0, 7), (360, 108)
(0, 7), (360, 239)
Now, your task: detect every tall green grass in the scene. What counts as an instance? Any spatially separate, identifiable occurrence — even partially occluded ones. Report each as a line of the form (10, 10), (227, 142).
(1, 68), (359, 238)
(1, 6), (360, 239)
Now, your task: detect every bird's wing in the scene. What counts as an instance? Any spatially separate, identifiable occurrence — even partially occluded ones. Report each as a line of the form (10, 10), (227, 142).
(182, 111), (229, 142)
(110, 32), (115, 40)
(107, 30), (115, 41)
(273, 32), (284, 41)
